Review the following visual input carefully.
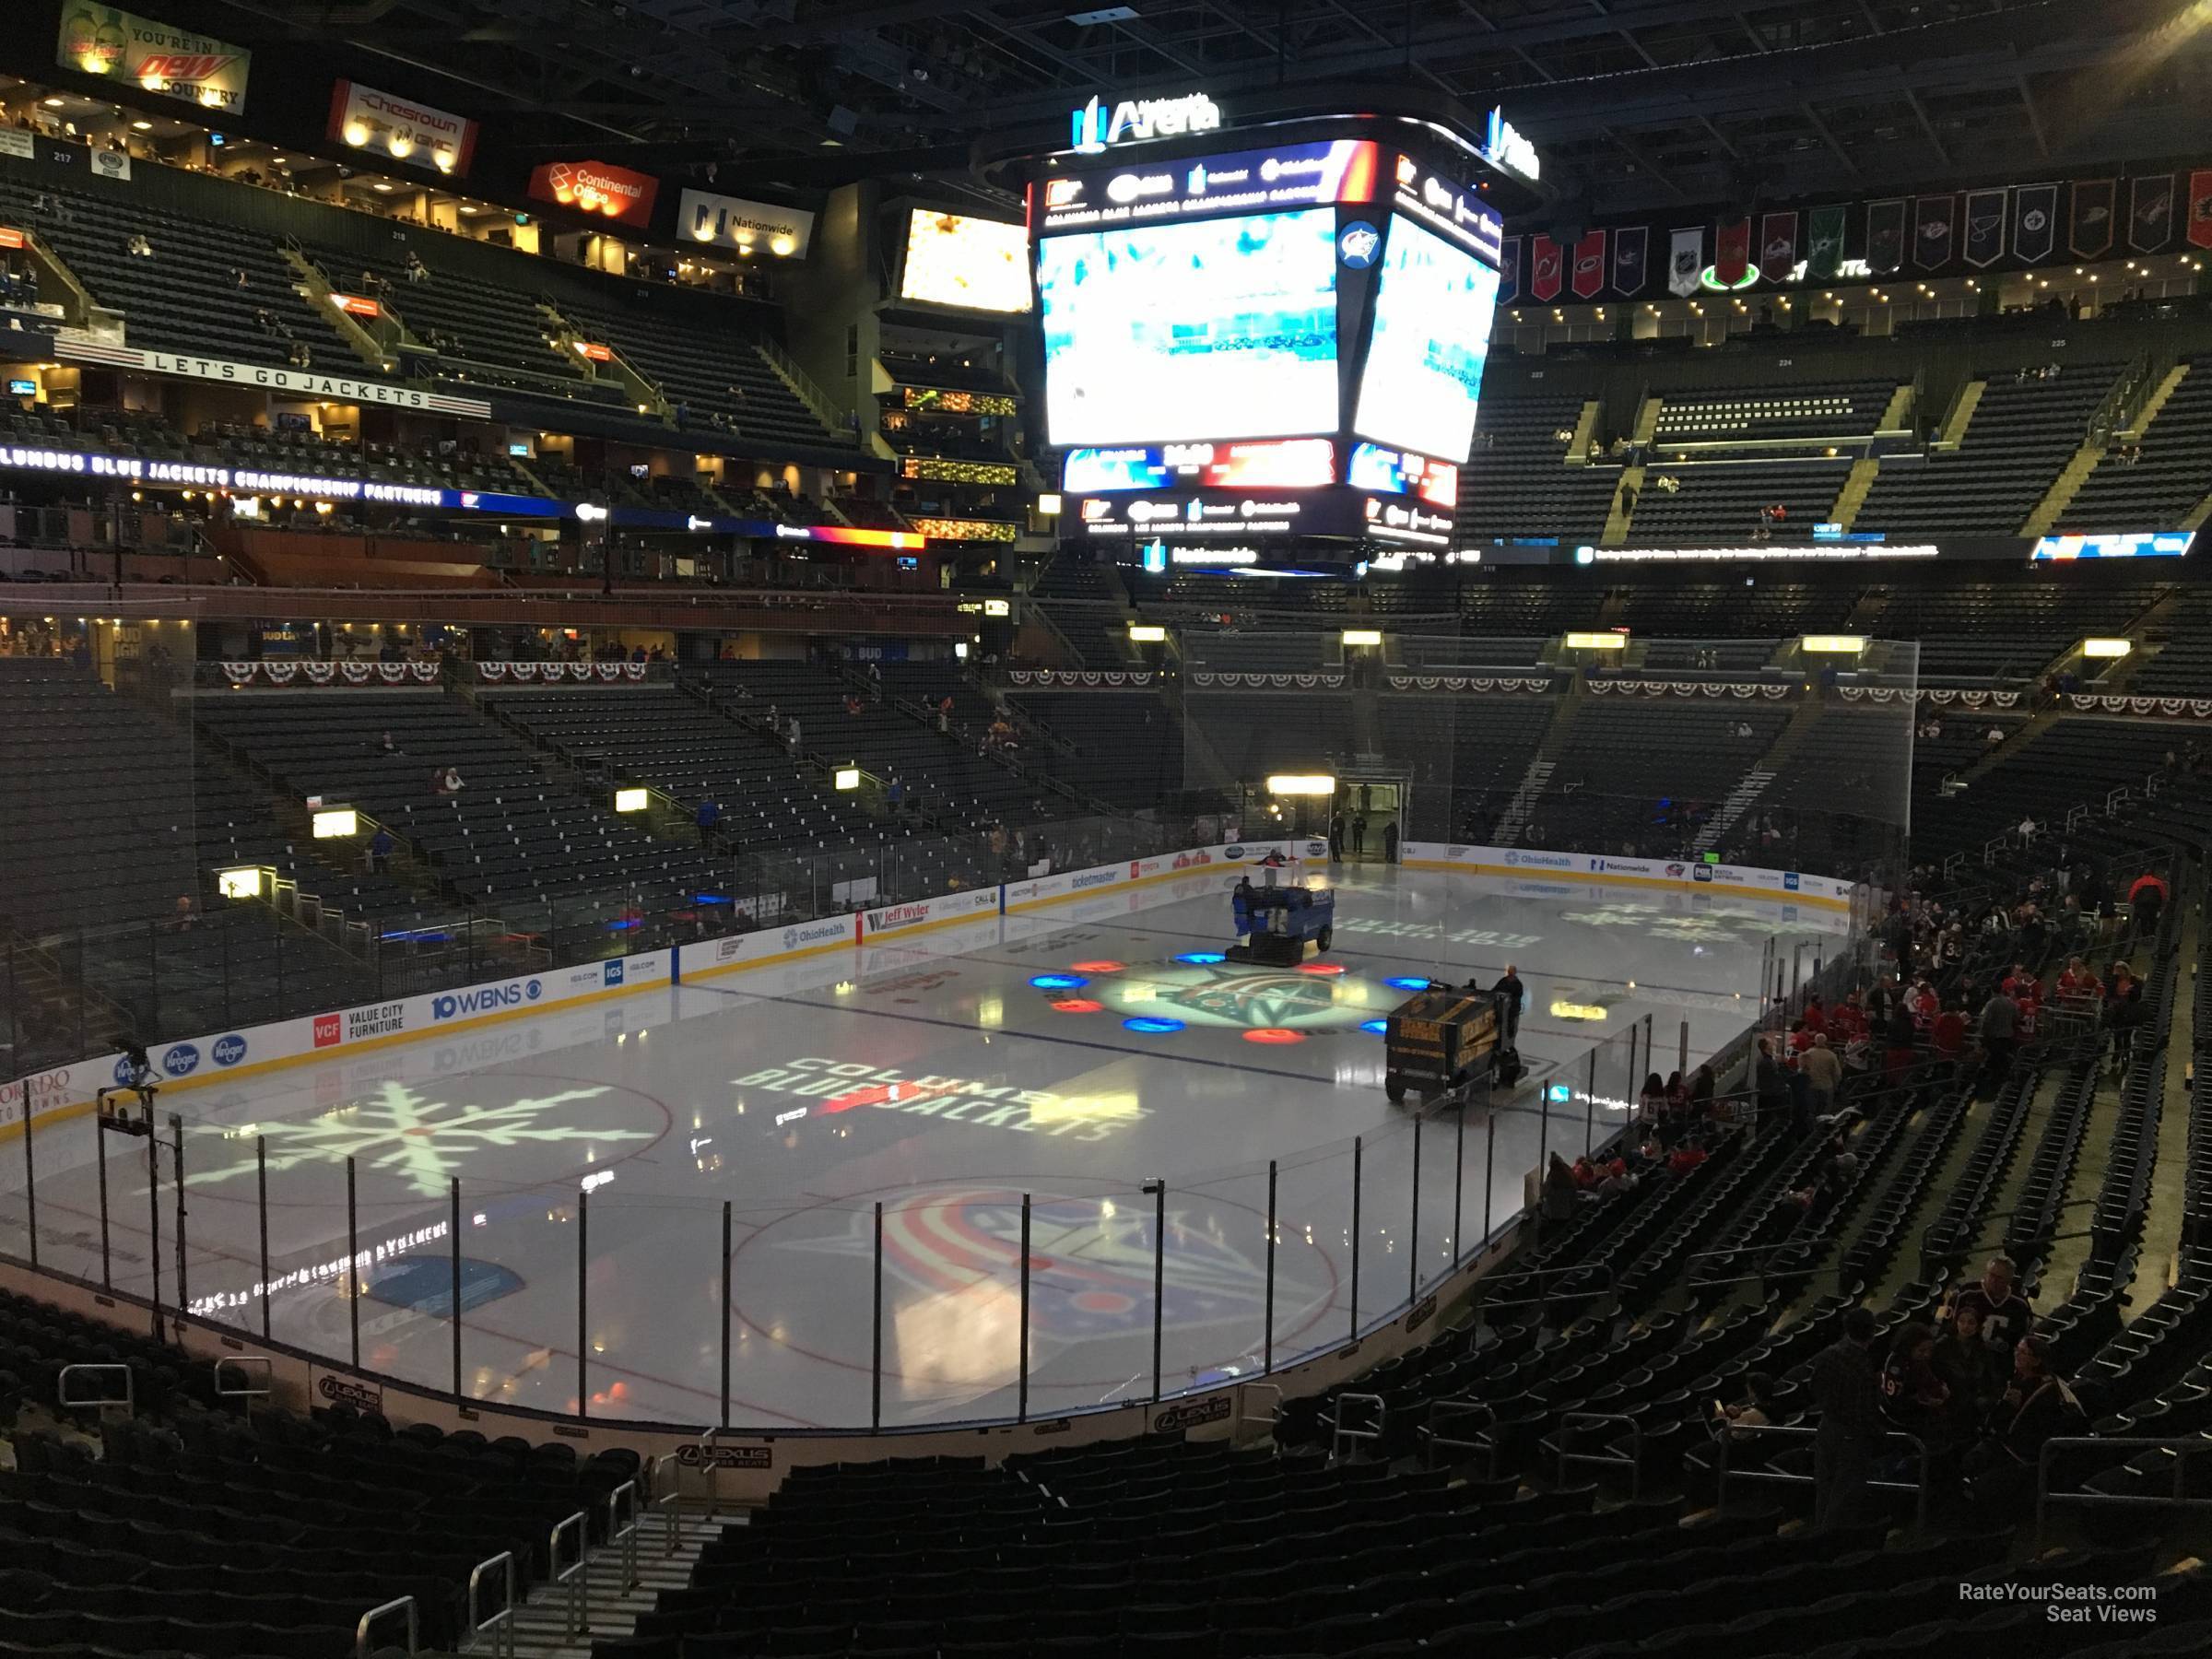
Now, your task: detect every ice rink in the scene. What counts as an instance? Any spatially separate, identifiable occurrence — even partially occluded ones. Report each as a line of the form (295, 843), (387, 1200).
(22, 860), (1849, 1431)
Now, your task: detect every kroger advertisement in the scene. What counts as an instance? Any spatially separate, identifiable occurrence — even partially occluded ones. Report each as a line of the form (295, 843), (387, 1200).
(1037, 208), (1341, 446)
(1353, 215), (1502, 463)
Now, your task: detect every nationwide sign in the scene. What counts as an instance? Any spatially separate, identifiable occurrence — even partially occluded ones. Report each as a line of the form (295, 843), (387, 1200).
(1037, 139), (1378, 235)
(1388, 153), (1504, 265)
(677, 188), (816, 259)
(328, 79), (479, 178)
(528, 159), (658, 229)
(58, 5), (252, 114)
(1069, 90), (1222, 154)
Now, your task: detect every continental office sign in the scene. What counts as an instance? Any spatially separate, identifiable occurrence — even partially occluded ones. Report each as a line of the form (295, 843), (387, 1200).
(59, 6), (252, 115)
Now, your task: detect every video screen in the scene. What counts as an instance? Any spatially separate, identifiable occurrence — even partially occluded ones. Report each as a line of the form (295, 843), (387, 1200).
(1037, 208), (1340, 446)
(1352, 215), (1500, 463)
(900, 210), (1032, 313)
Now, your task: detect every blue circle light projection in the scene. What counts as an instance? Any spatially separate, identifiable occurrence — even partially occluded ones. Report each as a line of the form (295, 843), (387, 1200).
(1361, 1018), (1390, 1034)
(1173, 951), (1226, 965)
(1030, 973), (1088, 992)
(1123, 1018), (1186, 1035)
(1384, 976), (1433, 992)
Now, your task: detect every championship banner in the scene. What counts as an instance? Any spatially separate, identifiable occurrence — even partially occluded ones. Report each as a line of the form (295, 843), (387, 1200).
(1498, 235), (1520, 303)
(2014, 183), (2058, 262)
(1806, 205), (1846, 280)
(2188, 171), (2212, 251)
(1962, 188), (2006, 268)
(58, 5), (251, 114)
(1529, 233), (1563, 302)
(1912, 194), (1957, 270)
(328, 80), (478, 178)
(1865, 199), (1906, 274)
(1570, 229), (1606, 300)
(2068, 179), (2115, 259)
(1667, 227), (1704, 297)
(1714, 217), (1751, 286)
(1611, 225), (1647, 295)
(2129, 175), (2174, 253)
(1758, 211), (1797, 284)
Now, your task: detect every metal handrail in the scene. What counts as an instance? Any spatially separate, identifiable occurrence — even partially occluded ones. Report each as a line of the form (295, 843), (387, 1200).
(57, 1362), (134, 1418)
(1470, 1263), (1618, 1316)
(646, 1452), (687, 1557)
(1327, 1391), (1386, 1465)
(355, 1594), (418, 1659)
(1554, 1410), (1644, 1499)
(212, 1356), (272, 1412)
(1231, 1381), (1283, 1450)
(1418, 1397), (1497, 1474)
(1715, 1421), (1932, 1529)
(607, 1478), (641, 1594)
(465, 1551), (515, 1659)
(2034, 1436), (2212, 1547)
(548, 1511), (588, 1641)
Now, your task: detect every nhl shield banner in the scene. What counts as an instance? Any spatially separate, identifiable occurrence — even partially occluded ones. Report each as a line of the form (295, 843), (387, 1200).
(1806, 205), (1846, 281)
(2188, 171), (2212, 250)
(1865, 199), (1907, 275)
(1667, 227), (1704, 296)
(1912, 194), (1957, 270)
(1715, 218), (1751, 285)
(2069, 180), (2115, 259)
(1530, 234), (1564, 301)
(1499, 236), (1521, 303)
(2129, 176), (2174, 253)
(2014, 183), (2058, 262)
(1611, 225), (1648, 296)
(1758, 212), (1797, 283)
(1571, 229), (1606, 300)
(1962, 188), (2006, 268)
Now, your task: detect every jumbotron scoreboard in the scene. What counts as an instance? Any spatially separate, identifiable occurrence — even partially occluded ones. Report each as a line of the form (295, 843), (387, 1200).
(1024, 110), (1523, 570)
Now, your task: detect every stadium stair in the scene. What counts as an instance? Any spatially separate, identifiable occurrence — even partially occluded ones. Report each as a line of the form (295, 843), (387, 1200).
(1932, 380), (1987, 451)
(2021, 439), (2112, 537)
(282, 247), (404, 375)
(508, 1502), (741, 1659)
(2113, 888), (2195, 1322)
(1601, 465), (1645, 546)
(1686, 693), (1841, 853)
(541, 306), (669, 418)
(1565, 397), (1605, 465)
(1492, 688), (1581, 844)
(1631, 394), (1663, 445)
(1829, 456), (1883, 531)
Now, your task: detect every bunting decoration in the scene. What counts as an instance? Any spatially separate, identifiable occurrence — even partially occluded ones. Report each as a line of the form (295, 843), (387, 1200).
(1865, 199), (1907, 274)
(2189, 171), (2212, 250)
(1611, 225), (1648, 295)
(1715, 217), (1752, 285)
(1962, 188), (2006, 268)
(1571, 228), (1607, 300)
(1189, 672), (1348, 689)
(2014, 183), (2058, 262)
(2068, 179), (2115, 259)
(1667, 227), (1705, 296)
(1383, 674), (1559, 694)
(2129, 175), (2174, 253)
(1758, 211), (1798, 283)
(1912, 194), (1957, 270)
(1006, 670), (1155, 688)
(221, 661), (444, 686)
(1806, 206), (1847, 281)
(1498, 235), (1521, 303)
(1530, 233), (1563, 302)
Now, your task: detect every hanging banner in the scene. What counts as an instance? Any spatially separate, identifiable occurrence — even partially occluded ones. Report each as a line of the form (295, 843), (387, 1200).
(2068, 179), (2115, 259)
(1757, 211), (1797, 284)
(1912, 194), (1957, 270)
(1865, 198), (1907, 274)
(1498, 235), (1520, 303)
(328, 80), (478, 178)
(2188, 171), (2212, 251)
(526, 159), (658, 229)
(677, 188), (816, 259)
(1570, 229), (1606, 300)
(2129, 175), (2174, 253)
(1806, 205), (1846, 280)
(1714, 217), (1751, 285)
(1667, 226), (1704, 297)
(1611, 224), (1647, 295)
(2014, 183), (2058, 263)
(58, 6), (252, 115)
(1962, 188), (2006, 268)
(1529, 234), (1563, 302)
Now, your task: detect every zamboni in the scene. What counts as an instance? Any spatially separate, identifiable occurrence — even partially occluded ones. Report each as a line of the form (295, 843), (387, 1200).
(1382, 982), (1523, 1102)
(1228, 875), (1334, 966)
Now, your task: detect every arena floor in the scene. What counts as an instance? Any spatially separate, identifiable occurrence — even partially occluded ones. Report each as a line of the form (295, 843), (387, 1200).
(31, 863), (1849, 1432)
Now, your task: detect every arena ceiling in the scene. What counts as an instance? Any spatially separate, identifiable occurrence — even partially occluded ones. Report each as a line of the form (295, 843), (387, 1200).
(221, 0), (2212, 218)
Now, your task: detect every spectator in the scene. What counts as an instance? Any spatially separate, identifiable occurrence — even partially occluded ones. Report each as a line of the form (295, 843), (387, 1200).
(696, 796), (720, 844)
(433, 765), (465, 794)
(366, 826), (394, 875)
(1878, 1321), (1950, 1438)
(1882, 1002), (1919, 1085)
(2103, 960), (2145, 1071)
(1667, 1135), (1709, 1176)
(1984, 724), (2005, 749)
(377, 729), (399, 754)
(786, 715), (802, 752)
(166, 894), (198, 932)
(1932, 1300), (2007, 1436)
(1965, 1335), (2085, 1514)
(1800, 1032), (1842, 1121)
(1754, 1035), (1790, 1124)
(1808, 1306), (1883, 1530)
(1350, 814), (1367, 856)
(127, 232), (153, 257)
(1540, 1152), (1581, 1225)
(1932, 1000), (1967, 1061)
(1950, 1255), (2034, 1353)
(1716, 1370), (1780, 1440)
(2127, 868), (2168, 938)
(1688, 1062), (1716, 1121)
(1382, 818), (1399, 864)
(406, 251), (429, 283)
(1637, 1071), (1667, 1135)
(1493, 964), (1524, 1044)
(1976, 983), (2018, 1092)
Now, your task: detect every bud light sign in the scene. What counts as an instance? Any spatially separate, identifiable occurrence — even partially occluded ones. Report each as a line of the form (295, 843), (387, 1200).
(431, 980), (543, 1021)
